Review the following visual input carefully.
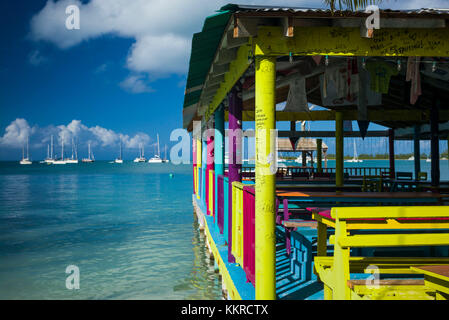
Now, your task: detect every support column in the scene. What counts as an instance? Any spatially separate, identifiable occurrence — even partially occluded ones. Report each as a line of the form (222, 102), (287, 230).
(255, 56), (276, 300)
(197, 134), (202, 200)
(215, 105), (225, 175)
(389, 129), (395, 180)
(207, 119), (215, 216)
(215, 106), (225, 232)
(317, 139), (323, 173)
(414, 125), (421, 180)
(430, 99), (440, 186)
(202, 138), (207, 204)
(335, 112), (344, 187)
(228, 84), (242, 263)
(192, 137), (196, 194)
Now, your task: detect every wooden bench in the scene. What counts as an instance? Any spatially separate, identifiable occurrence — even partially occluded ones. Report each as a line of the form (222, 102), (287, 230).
(312, 206), (449, 300)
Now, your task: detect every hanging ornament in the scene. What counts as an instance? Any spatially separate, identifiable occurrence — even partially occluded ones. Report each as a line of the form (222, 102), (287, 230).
(362, 57), (366, 69)
(289, 52), (293, 64)
(397, 59), (402, 71)
(325, 55), (329, 66)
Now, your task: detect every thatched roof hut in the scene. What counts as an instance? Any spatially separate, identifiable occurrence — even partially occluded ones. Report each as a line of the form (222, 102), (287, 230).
(296, 138), (328, 152)
(277, 138), (328, 152)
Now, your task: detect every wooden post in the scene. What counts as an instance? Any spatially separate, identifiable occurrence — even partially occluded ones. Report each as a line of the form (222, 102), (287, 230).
(227, 85), (242, 263)
(215, 105), (224, 233)
(202, 138), (207, 203)
(192, 137), (196, 192)
(317, 139), (323, 173)
(214, 105), (225, 174)
(414, 125), (421, 180)
(430, 99), (440, 186)
(196, 134), (202, 200)
(255, 56), (276, 300)
(389, 129), (395, 180)
(207, 119), (215, 216)
(336, 112), (344, 187)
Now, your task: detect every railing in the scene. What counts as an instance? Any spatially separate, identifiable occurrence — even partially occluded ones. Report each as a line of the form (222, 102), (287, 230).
(208, 170), (215, 217)
(240, 166), (390, 179)
(217, 175), (225, 234)
(231, 182), (245, 266)
(243, 186), (256, 287)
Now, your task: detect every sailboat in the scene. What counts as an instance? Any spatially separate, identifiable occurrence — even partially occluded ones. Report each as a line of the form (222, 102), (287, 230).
(148, 134), (163, 163)
(82, 143), (95, 163)
(53, 136), (67, 165)
(114, 140), (123, 163)
(345, 140), (363, 163)
(408, 155), (415, 161)
(163, 144), (169, 163)
(20, 136), (32, 165)
(133, 143), (146, 162)
(44, 135), (55, 164)
(65, 138), (79, 164)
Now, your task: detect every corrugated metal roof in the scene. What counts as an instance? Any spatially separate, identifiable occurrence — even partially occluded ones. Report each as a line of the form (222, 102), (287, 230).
(183, 10), (231, 107)
(220, 4), (449, 15)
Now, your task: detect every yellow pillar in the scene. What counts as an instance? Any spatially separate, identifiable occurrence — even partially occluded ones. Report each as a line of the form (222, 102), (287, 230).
(255, 56), (276, 300)
(335, 112), (344, 187)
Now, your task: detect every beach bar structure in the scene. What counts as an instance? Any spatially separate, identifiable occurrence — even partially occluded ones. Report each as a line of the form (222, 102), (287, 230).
(185, 4), (449, 300)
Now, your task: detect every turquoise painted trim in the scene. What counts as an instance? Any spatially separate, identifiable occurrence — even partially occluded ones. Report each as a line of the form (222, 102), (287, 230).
(223, 177), (229, 242)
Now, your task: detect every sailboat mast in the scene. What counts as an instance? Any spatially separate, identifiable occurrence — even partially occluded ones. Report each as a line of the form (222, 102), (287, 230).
(75, 139), (78, 160)
(120, 141), (122, 160)
(51, 135), (53, 159)
(71, 138), (74, 159)
(157, 134), (160, 157)
(61, 136), (64, 160)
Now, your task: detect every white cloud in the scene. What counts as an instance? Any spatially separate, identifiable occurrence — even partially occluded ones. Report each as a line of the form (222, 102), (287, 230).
(126, 34), (190, 76)
(29, 0), (447, 90)
(119, 74), (154, 93)
(0, 119), (34, 147)
(0, 118), (151, 150)
(29, 1), (309, 78)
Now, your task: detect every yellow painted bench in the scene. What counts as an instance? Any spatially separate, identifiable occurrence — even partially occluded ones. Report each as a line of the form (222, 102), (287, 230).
(231, 181), (245, 266)
(312, 206), (449, 300)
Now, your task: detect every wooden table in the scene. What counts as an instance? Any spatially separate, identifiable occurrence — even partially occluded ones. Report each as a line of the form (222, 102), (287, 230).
(411, 265), (449, 300)
(276, 184), (362, 192)
(275, 191), (444, 205)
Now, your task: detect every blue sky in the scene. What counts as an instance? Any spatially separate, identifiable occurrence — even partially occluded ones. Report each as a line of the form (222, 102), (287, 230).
(0, 0), (447, 160)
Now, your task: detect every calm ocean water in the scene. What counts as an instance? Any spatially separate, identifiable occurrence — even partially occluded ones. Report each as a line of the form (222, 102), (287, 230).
(0, 159), (448, 300)
(0, 161), (222, 300)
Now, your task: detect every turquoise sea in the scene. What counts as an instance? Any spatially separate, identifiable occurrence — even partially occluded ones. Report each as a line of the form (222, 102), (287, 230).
(0, 159), (448, 299)
(0, 162), (221, 300)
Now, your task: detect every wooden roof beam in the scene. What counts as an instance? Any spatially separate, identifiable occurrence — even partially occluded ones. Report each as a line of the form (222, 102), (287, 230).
(215, 48), (237, 65)
(225, 110), (449, 122)
(224, 30), (249, 49)
(211, 63), (229, 76)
